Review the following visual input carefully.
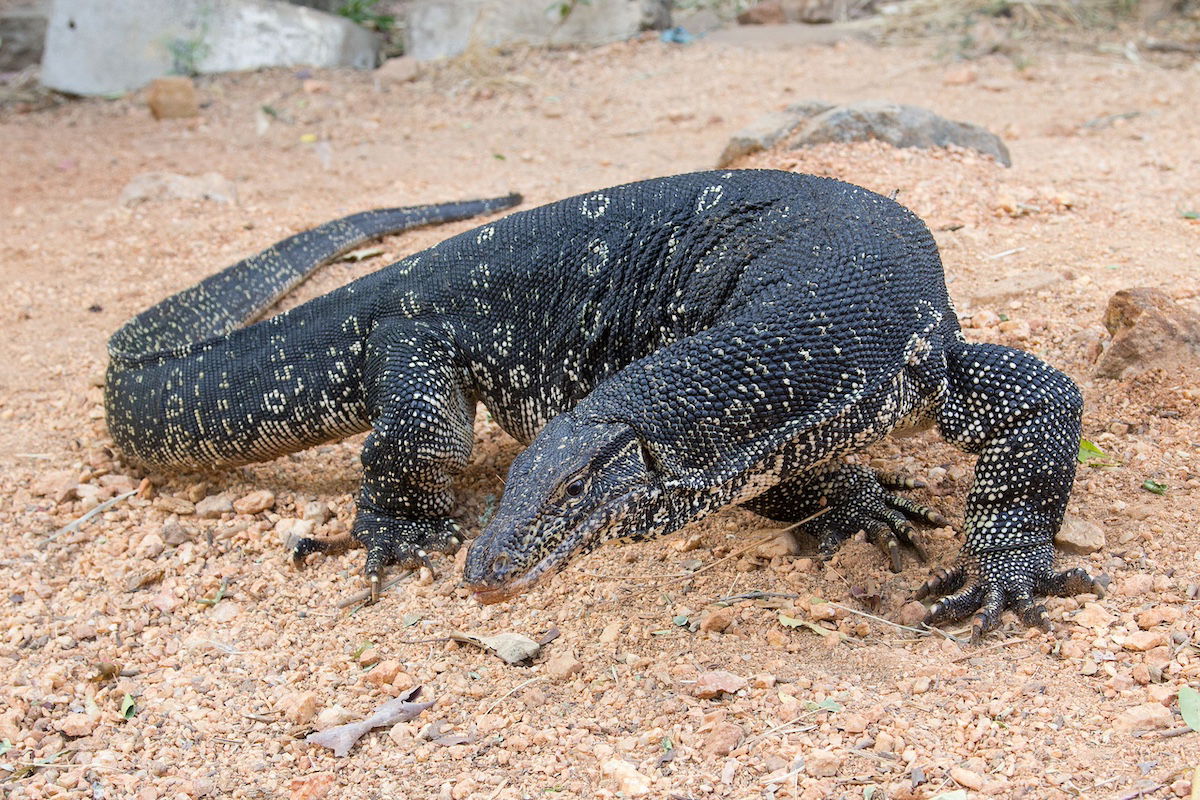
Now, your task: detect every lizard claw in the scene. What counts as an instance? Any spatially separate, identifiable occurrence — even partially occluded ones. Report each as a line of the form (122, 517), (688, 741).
(918, 544), (1107, 641)
(809, 467), (944, 573)
(355, 511), (464, 602)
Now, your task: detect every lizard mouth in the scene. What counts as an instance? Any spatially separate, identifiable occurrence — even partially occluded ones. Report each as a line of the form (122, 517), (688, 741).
(466, 546), (571, 604)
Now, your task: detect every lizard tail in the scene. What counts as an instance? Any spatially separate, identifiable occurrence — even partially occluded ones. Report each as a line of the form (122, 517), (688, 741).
(107, 194), (522, 362)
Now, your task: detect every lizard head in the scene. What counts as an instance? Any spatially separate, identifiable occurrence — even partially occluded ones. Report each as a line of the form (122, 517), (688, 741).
(464, 412), (663, 604)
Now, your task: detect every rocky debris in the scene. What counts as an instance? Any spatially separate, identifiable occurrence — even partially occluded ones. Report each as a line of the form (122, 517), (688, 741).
(287, 772), (335, 800)
(405, 0), (670, 61)
(365, 660), (403, 686)
(544, 652), (584, 680)
(42, 0), (381, 96)
(950, 765), (985, 790)
(146, 76), (198, 119)
(1074, 602), (1115, 629)
(279, 691), (319, 725)
(736, 0), (875, 24)
(375, 56), (420, 85)
(1055, 515), (1105, 555)
(30, 470), (77, 504)
(1096, 288), (1200, 379)
(601, 758), (652, 796)
(303, 500), (331, 524)
(738, 1), (786, 25)
(1136, 605), (1182, 629)
(119, 171), (238, 206)
(195, 493), (234, 519)
(806, 748), (841, 776)
(55, 712), (99, 737)
(1121, 630), (1169, 651)
(233, 489), (275, 515)
(704, 721), (744, 756)
(699, 605), (737, 633)
(896, 600), (928, 627)
(153, 495), (195, 516)
(791, 0), (876, 23)
(719, 99), (1010, 168)
(1113, 702), (1173, 732)
(315, 705), (356, 731)
(692, 670), (748, 699)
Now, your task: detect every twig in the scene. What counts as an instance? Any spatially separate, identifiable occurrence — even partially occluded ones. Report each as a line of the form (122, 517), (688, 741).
(43, 490), (136, 546)
(1142, 38), (1200, 54)
(336, 570), (414, 609)
(744, 711), (823, 746)
(986, 246), (1026, 260)
(481, 677), (543, 716)
(484, 779), (510, 800)
(826, 601), (931, 636)
(713, 590), (800, 604)
(949, 637), (1024, 661)
(1154, 725), (1195, 739)
(1083, 110), (1143, 129)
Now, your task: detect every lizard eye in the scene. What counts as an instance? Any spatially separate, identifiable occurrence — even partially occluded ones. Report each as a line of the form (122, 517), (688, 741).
(565, 479), (585, 498)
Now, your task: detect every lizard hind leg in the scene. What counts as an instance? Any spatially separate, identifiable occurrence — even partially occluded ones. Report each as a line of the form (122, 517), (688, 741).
(742, 463), (946, 573)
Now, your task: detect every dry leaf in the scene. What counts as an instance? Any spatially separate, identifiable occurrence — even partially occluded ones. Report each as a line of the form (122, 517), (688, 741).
(449, 631), (541, 664)
(305, 687), (433, 756)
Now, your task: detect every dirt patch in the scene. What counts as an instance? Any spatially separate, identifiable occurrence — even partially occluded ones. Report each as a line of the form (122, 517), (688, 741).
(0, 30), (1197, 800)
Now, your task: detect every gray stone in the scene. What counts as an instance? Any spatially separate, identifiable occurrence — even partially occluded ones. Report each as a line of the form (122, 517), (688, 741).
(786, 0), (876, 23)
(405, 0), (670, 62)
(194, 493), (235, 519)
(1055, 515), (1105, 555)
(0, 1), (47, 72)
(1096, 287), (1200, 379)
(717, 110), (813, 168)
(717, 100), (1008, 169)
(786, 100), (1012, 167)
(119, 172), (238, 206)
(41, 0), (381, 96)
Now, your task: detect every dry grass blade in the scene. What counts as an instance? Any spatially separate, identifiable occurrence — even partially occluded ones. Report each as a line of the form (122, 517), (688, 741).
(44, 490), (137, 546)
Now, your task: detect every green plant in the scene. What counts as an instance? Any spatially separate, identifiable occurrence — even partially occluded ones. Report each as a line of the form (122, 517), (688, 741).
(338, 0), (395, 32)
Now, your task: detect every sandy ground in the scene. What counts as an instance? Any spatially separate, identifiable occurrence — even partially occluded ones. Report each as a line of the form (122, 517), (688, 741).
(1, 23), (1198, 800)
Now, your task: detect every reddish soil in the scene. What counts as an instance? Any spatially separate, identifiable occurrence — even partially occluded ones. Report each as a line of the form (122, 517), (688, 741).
(1, 25), (1197, 800)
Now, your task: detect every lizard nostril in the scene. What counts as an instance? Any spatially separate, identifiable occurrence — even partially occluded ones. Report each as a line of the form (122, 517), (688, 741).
(490, 553), (510, 575)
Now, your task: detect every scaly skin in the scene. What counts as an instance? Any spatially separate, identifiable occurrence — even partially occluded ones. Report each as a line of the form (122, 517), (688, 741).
(105, 171), (1104, 632)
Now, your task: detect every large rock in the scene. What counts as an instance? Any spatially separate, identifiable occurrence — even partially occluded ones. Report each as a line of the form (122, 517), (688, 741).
(1096, 288), (1200, 379)
(0, 0), (47, 72)
(405, 0), (671, 61)
(41, 0), (381, 96)
(787, 0), (877, 23)
(718, 100), (1010, 167)
(787, 101), (1011, 166)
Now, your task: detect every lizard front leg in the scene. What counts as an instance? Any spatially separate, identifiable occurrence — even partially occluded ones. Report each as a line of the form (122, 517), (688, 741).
(928, 340), (1106, 639)
(292, 322), (473, 600)
(741, 462), (945, 571)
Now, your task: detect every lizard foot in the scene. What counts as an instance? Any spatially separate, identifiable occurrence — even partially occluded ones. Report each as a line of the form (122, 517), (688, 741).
(355, 512), (464, 603)
(916, 543), (1108, 641)
(809, 468), (947, 572)
(290, 531), (355, 566)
